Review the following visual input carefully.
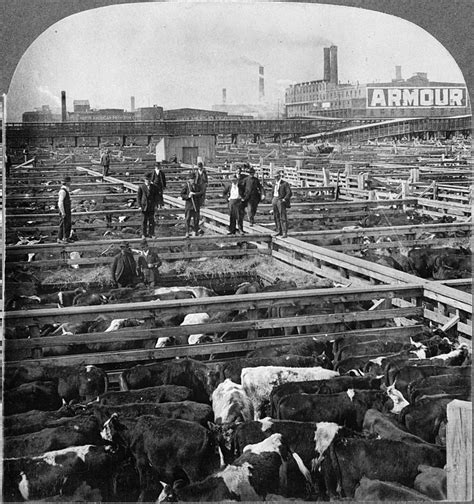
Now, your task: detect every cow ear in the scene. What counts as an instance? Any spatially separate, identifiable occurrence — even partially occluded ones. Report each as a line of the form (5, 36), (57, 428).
(173, 479), (186, 490)
(159, 481), (168, 489)
(207, 421), (217, 432)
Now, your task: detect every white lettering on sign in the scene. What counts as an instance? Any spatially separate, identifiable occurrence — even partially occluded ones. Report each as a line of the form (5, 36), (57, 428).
(367, 87), (467, 108)
(369, 89), (386, 107)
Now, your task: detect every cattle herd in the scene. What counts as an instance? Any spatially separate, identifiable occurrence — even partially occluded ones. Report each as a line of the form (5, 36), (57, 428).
(3, 315), (471, 501)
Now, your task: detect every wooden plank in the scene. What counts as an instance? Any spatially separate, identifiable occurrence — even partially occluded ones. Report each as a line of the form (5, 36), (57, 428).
(4, 284), (424, 325)
(7, 306), (423, 350)
(6, 248), (267, 268)
(4, 325), (425, 368)
(447, 400), (472, 501)
(441, 315), (461, 332)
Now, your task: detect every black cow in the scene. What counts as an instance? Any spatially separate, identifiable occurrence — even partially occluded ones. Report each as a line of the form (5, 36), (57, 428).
(87, 401), (213, 426)
(4, 415), (102, 458)
(158, 434), (290, 502)
(386, 364), (471, 398)
(119, 358), (223, 403)
(320, 438), (445, 498)
(334, 339), (416, 362)
(407, 374), (471, 403)
(247, 337), (333, 361)
(101, 415), (221, 501)
(3, 445), (122, 502)
(399, 396), (455, 444)
(277, 390), (389, 430)
(96, 385), (194, 406)
(4, 406), (78, 436)
(4, 364), (108, 404)
(354, 477), (432, 501)
(270, 376), (382, 417)
(4, 381), (62, 415)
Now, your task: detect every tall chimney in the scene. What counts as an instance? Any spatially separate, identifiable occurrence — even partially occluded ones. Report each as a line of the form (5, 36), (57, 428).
(131, 96), (135, 112)
(323, 47), (331, 81)
(395, 66), (402, 80)
(222, 88), (227, 105)
(329, 46), (338, 85)
(259, 66), (265, 101)
(61, 91), (67, 122)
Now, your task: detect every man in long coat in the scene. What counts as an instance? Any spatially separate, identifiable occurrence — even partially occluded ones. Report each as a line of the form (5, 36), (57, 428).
(271, 170), (292, 238)
(137, 173), (159, 238)
(242, 166), (264, 226)
(111, 242), (138, 287)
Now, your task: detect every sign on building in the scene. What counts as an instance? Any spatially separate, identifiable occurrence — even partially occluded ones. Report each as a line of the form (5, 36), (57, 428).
(367, 87), (467, 108)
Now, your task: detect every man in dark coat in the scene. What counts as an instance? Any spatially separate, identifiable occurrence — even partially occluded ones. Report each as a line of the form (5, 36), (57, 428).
(272, 170), (292, 238)
(57, 175), (72, 243)
(242, 166), (264, 226)
(181, 172), (203, 237)
(194, 162), (208, 208)
(136, 239), (162, 287)
(222, 175), (245, 235)
(100, 149), (111, 176)
(111, 242), (138, 287)
(151, 162), (167, 208)
(137, 173), (159, 238)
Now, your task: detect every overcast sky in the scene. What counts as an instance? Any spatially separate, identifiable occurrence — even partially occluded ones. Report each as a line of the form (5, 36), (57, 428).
(7, 2), (465, 120)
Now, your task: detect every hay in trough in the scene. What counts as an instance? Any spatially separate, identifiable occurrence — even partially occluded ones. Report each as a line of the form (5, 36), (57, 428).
(41, 266), (112, 288)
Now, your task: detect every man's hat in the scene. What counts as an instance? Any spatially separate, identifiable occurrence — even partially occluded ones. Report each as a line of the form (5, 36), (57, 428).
(62, 176), (71, 184)
(275, 170), (284, 178)
(144, 172), (152, 180)
(248, 167), (255, 174)
(140, 239), (148, 248)
(197, 162), (203, 168)
(120, 241), (129, 249)
(155, 161), (161, 167)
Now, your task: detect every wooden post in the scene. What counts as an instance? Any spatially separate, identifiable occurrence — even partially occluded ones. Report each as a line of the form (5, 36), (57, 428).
(447, 400), (472, 501)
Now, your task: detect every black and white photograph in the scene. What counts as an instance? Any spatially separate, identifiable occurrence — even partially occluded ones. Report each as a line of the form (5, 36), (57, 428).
(1, 1), (472, 502)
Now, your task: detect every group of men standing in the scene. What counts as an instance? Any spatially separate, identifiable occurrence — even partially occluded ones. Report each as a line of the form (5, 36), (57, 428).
(111, 239), (162, 288)
(221, 165), (292, 238)
(57, 159), (292, 247)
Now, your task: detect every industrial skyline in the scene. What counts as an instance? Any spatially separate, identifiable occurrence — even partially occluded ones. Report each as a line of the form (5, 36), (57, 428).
(8, 2), (465, 122)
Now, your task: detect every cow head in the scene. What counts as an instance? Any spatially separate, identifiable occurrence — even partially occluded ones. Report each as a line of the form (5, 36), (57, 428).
(207, 421), (238, 459)
(158, 480), (185, 502)
(383, 382), (409, 414)
(101, 413), (127, 448)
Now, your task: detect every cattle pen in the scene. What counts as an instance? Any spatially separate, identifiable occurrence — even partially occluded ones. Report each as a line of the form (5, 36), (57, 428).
(3, 139), (472, 502)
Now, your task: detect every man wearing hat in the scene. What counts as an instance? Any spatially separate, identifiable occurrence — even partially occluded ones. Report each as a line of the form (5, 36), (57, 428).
(222, 174), (245, 235)
(181, 172), (203, 237)
(111, 242), (138, 287)
(194, 162), (208, 208)
(272, 170), (292, 238)
(137, 172), (159, 238)
(136, 239), (162, 287)
(100, 148), (111, 177)
(242, 166), (264, 226)
(57, 175), (73, 243)
(151, 162), (167, 208)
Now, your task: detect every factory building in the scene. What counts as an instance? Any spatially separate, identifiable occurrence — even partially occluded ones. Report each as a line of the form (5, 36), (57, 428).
(285, 47), (470, 119)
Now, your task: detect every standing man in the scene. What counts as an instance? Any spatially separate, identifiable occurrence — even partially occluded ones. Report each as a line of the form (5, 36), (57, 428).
(111, 242), (138, 288)
(272, 170), (292, 238)
(222, 175), (245, 235)
(242, 166), (264, 227)
(57, 175), (72, 243)
(137, 173), (159, 238)
(194, 162), (208, 208)
(181, 172), (203, 238)
(4, 151), (12, 178)
(151, 161), (167, 208)
(100, 148), (111, 177)
(136, 239), (162, 287)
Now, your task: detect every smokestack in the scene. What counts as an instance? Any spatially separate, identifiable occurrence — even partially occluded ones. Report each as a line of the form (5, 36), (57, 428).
(131, 96), (135, 112)
(395, 66), (402, 80)
(61, 91), (67, 122)
(222, 88), (227, 105)
(259, 66), (265, 101)
(329, 46), (338, 85)
(323, 47), (331, 82)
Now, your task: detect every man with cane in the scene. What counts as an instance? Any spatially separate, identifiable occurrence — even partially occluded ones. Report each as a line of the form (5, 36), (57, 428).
(181, 172), (203, 237)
